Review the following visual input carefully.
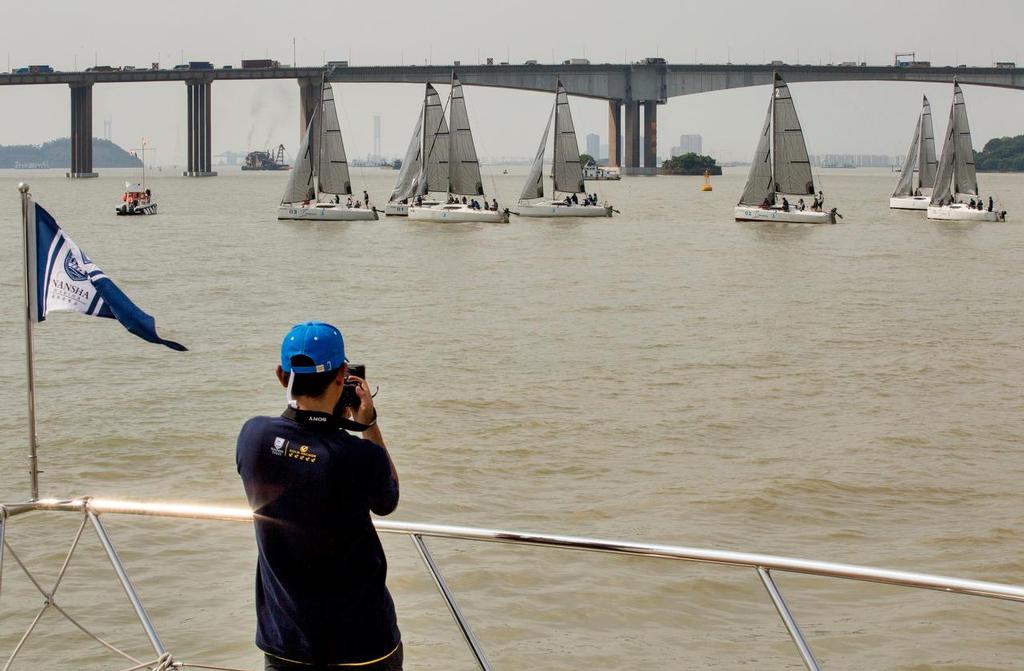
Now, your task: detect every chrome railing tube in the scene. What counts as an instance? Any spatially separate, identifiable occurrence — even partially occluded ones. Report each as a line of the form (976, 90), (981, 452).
(411, 534), (493, 671)
(86, 509), (166, 657)
(758, 567), (820, 671)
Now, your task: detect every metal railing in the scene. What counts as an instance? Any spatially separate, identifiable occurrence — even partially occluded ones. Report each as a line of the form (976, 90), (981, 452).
(2, 497), (1023, 671)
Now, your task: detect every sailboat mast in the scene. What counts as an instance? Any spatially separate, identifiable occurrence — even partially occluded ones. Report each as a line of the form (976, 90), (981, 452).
(552, 88), (560, 196)
(769, 77), (777, 197)
(315, 75), (326, 198)
(421, 84), (428, 193)
(448, 72), (455, 196)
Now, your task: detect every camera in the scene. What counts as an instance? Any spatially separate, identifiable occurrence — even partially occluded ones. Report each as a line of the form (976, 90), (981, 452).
(338, 363), (366, 408)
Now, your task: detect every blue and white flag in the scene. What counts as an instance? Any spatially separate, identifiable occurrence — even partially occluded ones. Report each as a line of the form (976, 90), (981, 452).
(27, 201), (187, 351)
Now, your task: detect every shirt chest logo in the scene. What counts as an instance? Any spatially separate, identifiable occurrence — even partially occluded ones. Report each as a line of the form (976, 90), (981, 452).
(271, 437), (287, 456)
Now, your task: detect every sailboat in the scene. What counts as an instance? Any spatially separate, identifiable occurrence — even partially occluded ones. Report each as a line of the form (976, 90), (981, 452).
(277, 79), (378, 221)
(927, 83), (1006, 222)
(734, 73), (836, 224)
(515, 81), (613, 218)
(384, 90), (441, 216)
(406, 74), (509, 223)
(890, 95), (937, 210)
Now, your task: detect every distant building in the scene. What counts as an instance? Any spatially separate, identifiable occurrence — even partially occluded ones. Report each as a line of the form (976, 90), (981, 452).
(671, 134), (702, 157)
(372, 115), (382, 160)
(809, 153), (898, 168)
(585, 133), (600, 159)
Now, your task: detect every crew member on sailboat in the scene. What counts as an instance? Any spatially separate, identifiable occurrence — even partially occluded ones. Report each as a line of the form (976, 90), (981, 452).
(734, 73), (837, 224)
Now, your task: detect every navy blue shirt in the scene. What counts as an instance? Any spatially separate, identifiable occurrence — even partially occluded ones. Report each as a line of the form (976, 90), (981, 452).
(236, 408), (400, 665)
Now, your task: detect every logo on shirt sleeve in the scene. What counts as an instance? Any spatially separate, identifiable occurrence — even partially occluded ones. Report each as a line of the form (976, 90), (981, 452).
(271, 437), (287, 456)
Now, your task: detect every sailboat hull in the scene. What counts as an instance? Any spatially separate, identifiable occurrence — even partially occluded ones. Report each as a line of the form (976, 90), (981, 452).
(889, 196), (931, 210)
(733, 206), (836, 224)
(277, 204), (379, 221)
(385, 199), (442, 217)
(926, 204), (1005, 222)
(408, 204), (509, 223)
(515, 202), (613, 218)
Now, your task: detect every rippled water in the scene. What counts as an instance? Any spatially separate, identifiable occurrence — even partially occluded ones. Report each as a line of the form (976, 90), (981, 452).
(0, 167), (1022, 670)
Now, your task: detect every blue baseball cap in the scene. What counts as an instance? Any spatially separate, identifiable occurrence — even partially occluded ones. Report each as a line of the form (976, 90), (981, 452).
(280, 321), (346, 374)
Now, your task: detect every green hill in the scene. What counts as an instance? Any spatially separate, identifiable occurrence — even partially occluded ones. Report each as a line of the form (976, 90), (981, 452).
(976, 135), (1024, 172)
(0, 138), (142, 169)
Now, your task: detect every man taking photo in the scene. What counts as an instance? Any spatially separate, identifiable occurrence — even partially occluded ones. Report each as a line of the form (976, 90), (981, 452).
(237, 321), (402, 670)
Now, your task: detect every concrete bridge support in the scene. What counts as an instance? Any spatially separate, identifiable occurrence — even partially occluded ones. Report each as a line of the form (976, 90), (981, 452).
(67, 83), (97, 178)
(623, 101), (640, 172)
(643, 101), (658, 174)
(607, 100), (621, 168)
(184, 80), (216, 177)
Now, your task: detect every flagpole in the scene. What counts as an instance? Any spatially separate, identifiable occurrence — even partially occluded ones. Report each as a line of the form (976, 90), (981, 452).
(19, 182), (40, 501)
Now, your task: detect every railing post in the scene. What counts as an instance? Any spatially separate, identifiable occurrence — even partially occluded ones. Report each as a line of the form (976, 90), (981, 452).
(87, 508), (166, 657)
(410, 534), (493, 671)
(757, 567), (821, 671)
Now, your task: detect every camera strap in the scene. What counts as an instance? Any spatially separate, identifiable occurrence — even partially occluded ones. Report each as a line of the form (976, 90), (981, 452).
(281, 406), (376, 432)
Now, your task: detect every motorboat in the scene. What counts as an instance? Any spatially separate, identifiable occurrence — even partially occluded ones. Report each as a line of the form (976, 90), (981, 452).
(115, 182), (157, 216)
(734, 73), (837, 224)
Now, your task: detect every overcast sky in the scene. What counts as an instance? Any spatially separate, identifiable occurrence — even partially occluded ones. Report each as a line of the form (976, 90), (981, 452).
(2, 0), (1024, 164)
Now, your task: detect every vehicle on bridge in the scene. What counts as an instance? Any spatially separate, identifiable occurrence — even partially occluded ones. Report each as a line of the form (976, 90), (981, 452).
(86, 65), (118, 73)
(241, 59), (280, 69)
(563, 58), (590, 65)
(927, 83), (1006, 222)
(516, 81), (614, 218)
(278, 79), (378, 221)
(735, 73), (837, 225)
(15, 64), (54, 74)
(188, 61), (214, 70)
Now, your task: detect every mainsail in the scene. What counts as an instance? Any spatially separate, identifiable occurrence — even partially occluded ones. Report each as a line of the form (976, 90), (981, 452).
(893, 95), (939, 197)
(931, 83), (979, 205)
(419, 84), (449, 196)
(918, 96), (938, 189)
(552, 82), (585, 194)
(447, 75), (484, 195)
(521, 107), (552, 201)
(771, 74), (814, 196)
(738, 99), (774, 206)
(317, 82), (352, 196)
(389, 111), (422, 203)
(280, 100), (319, 204)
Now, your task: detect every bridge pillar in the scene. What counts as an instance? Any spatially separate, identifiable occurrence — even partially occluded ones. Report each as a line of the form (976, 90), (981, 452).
(67, 83), (97, 178)
(607, 100), (621, 168)
(643, 101), (658, 172)
(298, 77), (319, 139)
(184, 80), (216, 177)
(623, 101), (641, 173)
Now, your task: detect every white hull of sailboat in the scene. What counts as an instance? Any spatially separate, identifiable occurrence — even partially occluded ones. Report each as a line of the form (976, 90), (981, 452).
(926, 204), (1005, 222)
(515, 202), (613, 218)
(277, 204), (379, 221)
(385, 199), (442, 216)
(889, 196), (931, 210)
(733, 206), (836, 224)
(407, 204), (509, 223)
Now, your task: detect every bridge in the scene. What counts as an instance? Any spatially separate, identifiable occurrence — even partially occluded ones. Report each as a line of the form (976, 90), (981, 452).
(3, 63), (1022, 177)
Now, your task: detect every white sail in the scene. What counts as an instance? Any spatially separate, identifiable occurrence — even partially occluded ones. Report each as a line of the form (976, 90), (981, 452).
(918, 96), (938, 189)
(317, 82), (352, 196)
(280, 102), (318, 204)
(447, 75), (484, 195)
(739, 98), (774, 206)
(771, 74), (815, 196)
(552, 82), (585, 194)
(419, 84), (449, 196)
(389, 110), (422, 203)
(931, 84), (979, 205)
(521, 106), (552, 201)
(892, 113), (921, 197)
(951, 84), (979, 196)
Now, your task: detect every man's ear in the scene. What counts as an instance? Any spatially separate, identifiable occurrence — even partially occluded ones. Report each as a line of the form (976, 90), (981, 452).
(276, 365), (288, 388)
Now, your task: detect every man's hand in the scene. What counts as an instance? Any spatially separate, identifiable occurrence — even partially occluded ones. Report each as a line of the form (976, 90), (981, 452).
(346, 375), (375, 425)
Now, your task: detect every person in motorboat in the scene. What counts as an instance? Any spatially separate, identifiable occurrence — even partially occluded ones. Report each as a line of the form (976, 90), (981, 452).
(237, 322), (403, 670)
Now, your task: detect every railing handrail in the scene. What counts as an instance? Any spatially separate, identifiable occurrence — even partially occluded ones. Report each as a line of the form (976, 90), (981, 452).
(6, 496), (1024, 603)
